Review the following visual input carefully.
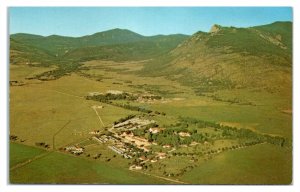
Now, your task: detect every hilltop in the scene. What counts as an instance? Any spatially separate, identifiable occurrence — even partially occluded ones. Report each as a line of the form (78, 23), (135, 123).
(10, 29), (189, 62)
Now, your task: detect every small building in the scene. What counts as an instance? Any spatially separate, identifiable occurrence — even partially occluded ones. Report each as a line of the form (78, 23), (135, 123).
(159, 156), (166, 159)
(121, 131), (134, 137)
(156, 152), (166, 159)
(163, 144), (172, 148)
(123, 154), (132, 159)
(72, 149), (83, 155)
(139, 156), (147, 161)
(129, 165), (143, 170)
(92, 136), (105, 143)
(149, 127), (165, 134)
(65, 146), (84, 154)
(64, 146), (78, 151)
(108, 145), (123, 155)
(178, 132), (191, 137)
(151, 159), (158, 163)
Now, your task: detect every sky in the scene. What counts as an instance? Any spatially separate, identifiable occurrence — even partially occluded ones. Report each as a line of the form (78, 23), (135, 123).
(9, 7), (292, 37)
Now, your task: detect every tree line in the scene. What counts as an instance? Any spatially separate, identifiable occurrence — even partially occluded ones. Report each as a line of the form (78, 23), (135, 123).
(178, 116), (289, 147)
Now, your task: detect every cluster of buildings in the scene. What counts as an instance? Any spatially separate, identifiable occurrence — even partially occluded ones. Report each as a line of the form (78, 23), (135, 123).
(64, 146), (84, 155)
(120, 131), (151, 152)
(94, 134), (137, 159)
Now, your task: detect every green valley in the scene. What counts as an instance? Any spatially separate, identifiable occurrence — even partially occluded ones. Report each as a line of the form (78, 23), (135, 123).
(9, 21), (292, 184)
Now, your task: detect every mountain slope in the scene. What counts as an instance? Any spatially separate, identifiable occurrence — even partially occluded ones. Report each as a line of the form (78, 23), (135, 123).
(142, 22), (292, 94)
(64, 34), (188, 61)
(10, 38), (56, 65)
(251, 21), (292, 50)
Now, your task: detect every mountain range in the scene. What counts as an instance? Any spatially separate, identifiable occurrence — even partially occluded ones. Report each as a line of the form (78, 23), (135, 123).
(10, 29), (188, 62)
(10, 21), (292, 93)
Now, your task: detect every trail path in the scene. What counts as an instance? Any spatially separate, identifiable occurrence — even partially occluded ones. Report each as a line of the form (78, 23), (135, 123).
(51, 90), (84, 99)
(92, 106), (105, 127)
(130, 170), (188, 184)
(10, 151), (53, 171)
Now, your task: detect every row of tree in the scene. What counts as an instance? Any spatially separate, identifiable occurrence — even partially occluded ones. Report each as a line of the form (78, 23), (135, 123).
(113, 114), (136, 125)
(86, 92), (138, 102)
(178, 116), (289, 147)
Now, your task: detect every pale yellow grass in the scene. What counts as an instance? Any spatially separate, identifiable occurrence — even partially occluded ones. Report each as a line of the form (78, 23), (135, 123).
(10, 73), (137, 149)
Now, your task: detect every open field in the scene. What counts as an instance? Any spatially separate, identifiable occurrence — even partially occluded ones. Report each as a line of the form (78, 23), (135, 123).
(180, 143), (292, 184)
(10, 67), (138, 149)
(10, 64), (57, 81)
(150, 100), (292, 138)
(10, 142), (47, 168)
(9, 143), (172, 184)
(10, 60), (292, 184)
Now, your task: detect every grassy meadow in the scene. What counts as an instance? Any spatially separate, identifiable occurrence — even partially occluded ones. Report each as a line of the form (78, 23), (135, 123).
(10, 142), (47, 168)
(10, 58), (292, 184)
(10, 143), (171, 184)
(181, 143), (292, 184)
